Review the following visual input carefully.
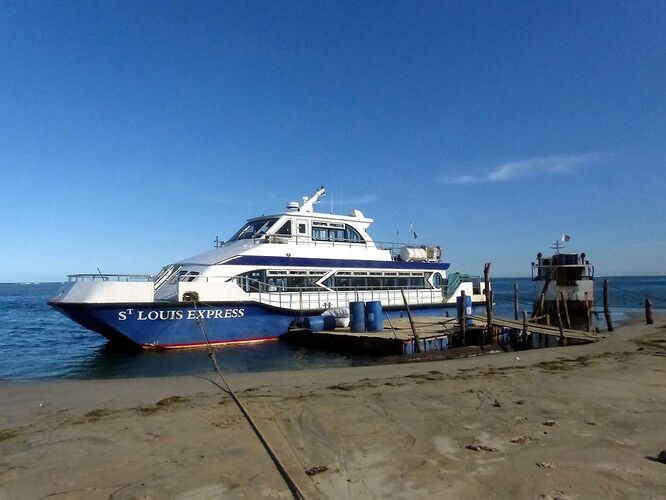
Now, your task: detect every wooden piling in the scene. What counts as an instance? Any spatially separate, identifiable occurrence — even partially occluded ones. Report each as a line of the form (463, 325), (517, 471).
(484, 263), (492, 346)
(533, 280), (550, 318)
(645, 298), (653, 325)
(555, 298), (565, 346)
(536, 293), (545, 322)
(401, 289), (421, 352)
(603, 279), (614, 332)
(513, 284), (519, 321)
(522, 310), (528, 343)
(560, 291), (571, 329)
(490, 290), (496, 344)
(585, 291), (591, 332)
(459, 290), (467, 346)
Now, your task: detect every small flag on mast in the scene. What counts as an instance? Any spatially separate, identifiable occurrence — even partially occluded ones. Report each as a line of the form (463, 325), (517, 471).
(409, 223), (418, 239)
(561, 234), (571, 242)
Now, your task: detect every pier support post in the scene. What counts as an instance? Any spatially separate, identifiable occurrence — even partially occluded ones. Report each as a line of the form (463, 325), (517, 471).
(481, 262), (493, 347)
(536, 293), (546, 322)
(484, 263), (492, 346)
(585, 291), (591, 332)
(645, 298), (653, 325)
(401, 289), (421, 352)
(522, 310), (528, 343)
(603, 279), (614, 332)
(555, 298), (565, 346)
(459, 290), (467, 346)
(513, 284), (519, 321)
(458, 290), (467, 347)
(490, 290), (496, 344)
(560, 291), (571, 329)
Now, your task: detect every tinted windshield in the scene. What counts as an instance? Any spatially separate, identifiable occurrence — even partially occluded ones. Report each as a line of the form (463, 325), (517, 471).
(229, 217), (279, 241)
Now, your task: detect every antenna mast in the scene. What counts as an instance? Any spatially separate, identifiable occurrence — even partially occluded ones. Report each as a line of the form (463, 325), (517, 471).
(550, 240), (564, 254)
(299, 185), (325, 213)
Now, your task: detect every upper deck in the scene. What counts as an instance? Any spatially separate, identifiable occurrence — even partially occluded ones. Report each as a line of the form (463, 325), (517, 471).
(179, 186), (444, 267)
(532, 252), (594, 285)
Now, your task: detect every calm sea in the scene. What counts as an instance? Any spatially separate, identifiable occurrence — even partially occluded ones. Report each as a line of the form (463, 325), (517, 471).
(1, 277), (664, 380)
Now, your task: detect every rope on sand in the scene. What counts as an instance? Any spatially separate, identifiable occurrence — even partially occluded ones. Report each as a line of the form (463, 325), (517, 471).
(190, 300), (307, 500)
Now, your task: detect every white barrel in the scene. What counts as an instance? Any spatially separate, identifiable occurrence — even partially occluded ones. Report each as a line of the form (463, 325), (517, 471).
(400, 246), (427, 262)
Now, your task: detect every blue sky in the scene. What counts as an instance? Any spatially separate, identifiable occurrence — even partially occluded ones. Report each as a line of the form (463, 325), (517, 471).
(1, 0), (664, 281)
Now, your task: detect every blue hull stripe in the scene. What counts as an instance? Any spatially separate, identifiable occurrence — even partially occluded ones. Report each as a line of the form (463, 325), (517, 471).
(54, 302), (297, 348)
(52, 300), (485, 349)
(220, 255), (450, 271)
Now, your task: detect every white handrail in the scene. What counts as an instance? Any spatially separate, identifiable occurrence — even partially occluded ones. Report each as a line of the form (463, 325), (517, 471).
(68, 273), (152, 282)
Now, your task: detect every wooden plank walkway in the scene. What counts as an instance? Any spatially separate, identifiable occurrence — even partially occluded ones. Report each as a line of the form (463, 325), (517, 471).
(293, 316), (459, 341)
(467, 315), (604, 342)
(284, 314), (604, 356)
(284, 316), (462, 355)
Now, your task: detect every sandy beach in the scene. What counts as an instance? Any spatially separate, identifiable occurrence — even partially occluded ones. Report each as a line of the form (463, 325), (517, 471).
(2, 315), (665, 499)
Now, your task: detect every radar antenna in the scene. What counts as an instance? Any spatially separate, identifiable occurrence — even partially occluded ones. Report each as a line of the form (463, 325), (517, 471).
(299, 185), (325, 213)
(550, 239), (565, 254)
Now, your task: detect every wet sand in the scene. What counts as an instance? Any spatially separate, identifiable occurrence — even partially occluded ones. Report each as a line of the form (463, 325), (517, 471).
(2, 314), (665, 499)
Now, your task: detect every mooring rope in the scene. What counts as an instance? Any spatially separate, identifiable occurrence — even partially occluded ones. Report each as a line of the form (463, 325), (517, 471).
(190, 300), (307, 500)
(384, 311), (398, 338)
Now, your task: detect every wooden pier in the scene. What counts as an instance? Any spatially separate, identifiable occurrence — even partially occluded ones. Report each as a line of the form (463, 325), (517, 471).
(468, 315), (604, 342)
(283, 312), (603, 356)
(283, 316), (471, 355)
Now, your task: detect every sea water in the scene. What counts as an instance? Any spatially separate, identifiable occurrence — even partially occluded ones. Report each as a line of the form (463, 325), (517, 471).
(1, 278), (664, 380)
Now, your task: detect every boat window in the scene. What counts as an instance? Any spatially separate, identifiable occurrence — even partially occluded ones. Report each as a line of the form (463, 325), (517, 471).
(236, 270), (266, 292)
(167, 270), (200, 284)
(229, 218), (279, 241)
(310, 222), (365, 243)
(313, 227), (327, 240)
(169, 269), (189, 285)
(330, 228), (345, 240)
(276, 220), (292, 235)
(472, 277), (481, 294)
(323, 271), (426, 290)
(345, 225), (364, 242)
(237, 269), (325, 291)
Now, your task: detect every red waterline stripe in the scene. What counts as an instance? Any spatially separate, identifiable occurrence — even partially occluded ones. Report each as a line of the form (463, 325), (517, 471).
(142, 336), (280, 350)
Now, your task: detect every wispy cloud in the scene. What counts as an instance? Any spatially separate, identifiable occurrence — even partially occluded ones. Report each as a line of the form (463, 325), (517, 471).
(443, 152), (608, 184)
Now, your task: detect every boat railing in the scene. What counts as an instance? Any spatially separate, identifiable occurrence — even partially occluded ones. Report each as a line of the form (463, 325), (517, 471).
(230, 234), (441, 260)
(181, 275), (456, 311)
(249, 287), (446, 311)
(376, 242), (402, 260)
(68, 273), (153, 282)
(531, 263), (595, 281)
(255, 234), (374, 249)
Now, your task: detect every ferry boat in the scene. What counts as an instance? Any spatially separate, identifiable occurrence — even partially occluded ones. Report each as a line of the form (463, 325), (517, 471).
(49, 187), (488, 349)
(531, 239), (594, 330)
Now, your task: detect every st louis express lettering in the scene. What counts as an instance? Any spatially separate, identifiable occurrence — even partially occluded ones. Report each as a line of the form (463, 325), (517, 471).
(118, 308), (245, 321)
